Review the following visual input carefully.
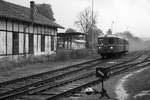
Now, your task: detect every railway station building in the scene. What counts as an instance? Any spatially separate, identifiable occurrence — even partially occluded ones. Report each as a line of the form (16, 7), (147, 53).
(0, 0), (63, 58)
(57, 32), (86, 50)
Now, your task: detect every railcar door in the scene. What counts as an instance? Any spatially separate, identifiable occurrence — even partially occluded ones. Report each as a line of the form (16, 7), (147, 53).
(107, 38), (115, 53)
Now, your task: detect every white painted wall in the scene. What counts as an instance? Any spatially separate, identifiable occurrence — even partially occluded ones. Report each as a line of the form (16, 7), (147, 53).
(25, 34), (29, 53)
(0, 19), (58, 57)
(45, 36), (49, 54)
(7, 21), (12, 31)
(49, 36), (52, 54)
(0, 31), (6, 54)
(14, 22), (18, 32)
(34, 35), (38, 55)
(7, 32), (12, 54)
(19, 33), (24, 53)
(0, 20), (6, 30)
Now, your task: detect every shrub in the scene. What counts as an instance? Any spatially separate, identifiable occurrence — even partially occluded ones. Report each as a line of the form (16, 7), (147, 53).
(0, 49), (98, 70)
(70, 49), (88, 59)
(55, 50), (71, 61)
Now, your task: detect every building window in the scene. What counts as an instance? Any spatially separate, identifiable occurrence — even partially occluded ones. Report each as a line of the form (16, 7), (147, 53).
(51, 36), (54, 51)
(12, 32), (19, 54)
(29, 34), (34, 54)
(41, 35), (45, 52)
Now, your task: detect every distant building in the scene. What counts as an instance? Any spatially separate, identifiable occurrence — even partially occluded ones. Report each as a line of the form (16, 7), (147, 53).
(0, 0), (63, 58)
(57, 32), (85, 50)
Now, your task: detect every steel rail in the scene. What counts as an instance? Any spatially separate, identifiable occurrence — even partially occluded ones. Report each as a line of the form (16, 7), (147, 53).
(0, 59), (103, 99)
(13, 51), (148, 100)
(0, 51), (144, 99)
(46, 55), (150, 100)
(0, 58), (102, 86)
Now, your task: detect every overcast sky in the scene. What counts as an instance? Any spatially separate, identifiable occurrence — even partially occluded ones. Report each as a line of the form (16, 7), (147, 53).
(5, 0), (150, 38)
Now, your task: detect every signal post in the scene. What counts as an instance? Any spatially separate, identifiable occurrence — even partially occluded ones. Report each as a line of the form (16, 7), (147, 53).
(84, 67), (111, 99)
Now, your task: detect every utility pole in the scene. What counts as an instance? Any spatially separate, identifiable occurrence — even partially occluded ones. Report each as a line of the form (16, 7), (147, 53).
(91, 0), (94, 49)
(126, 26), (129, 31)
(111, 21), (114, 34)
(92, 0), (93, 21)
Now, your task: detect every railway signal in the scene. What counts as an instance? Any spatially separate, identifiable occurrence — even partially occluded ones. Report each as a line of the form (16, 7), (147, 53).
(84, 67), (111, 98)
(96, 67), (110, 81)
(95, 67), (111, 99)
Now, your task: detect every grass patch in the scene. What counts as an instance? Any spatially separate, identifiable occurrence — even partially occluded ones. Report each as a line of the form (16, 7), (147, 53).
(124, 68), (150, 100)
(0, 49), (98, 72)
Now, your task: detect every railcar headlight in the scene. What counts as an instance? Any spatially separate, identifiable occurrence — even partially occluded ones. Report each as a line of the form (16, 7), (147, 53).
(98, 47), (101, 49)
(110, 46), (113, 50)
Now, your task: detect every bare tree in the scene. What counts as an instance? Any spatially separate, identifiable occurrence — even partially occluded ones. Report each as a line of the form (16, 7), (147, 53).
(75, 7), (97, 48)
(75, 7), (97, 33)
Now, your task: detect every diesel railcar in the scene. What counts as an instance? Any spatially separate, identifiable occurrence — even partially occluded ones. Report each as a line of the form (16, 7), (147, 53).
(97, 35), (129, 58)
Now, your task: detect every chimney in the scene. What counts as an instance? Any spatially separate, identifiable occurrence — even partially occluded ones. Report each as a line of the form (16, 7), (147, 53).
(30, 1), (35, 22)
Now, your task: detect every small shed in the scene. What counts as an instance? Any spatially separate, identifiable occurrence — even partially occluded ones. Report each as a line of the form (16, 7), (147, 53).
(57, 32), (85, 50)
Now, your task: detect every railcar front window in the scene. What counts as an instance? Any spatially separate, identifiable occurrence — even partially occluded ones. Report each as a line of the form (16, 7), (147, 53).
(108, 39), (113, 44)
(98, 39), (104, 44)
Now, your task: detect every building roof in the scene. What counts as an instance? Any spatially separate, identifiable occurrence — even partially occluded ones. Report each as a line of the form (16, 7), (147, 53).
(57, 32), (85, 36)
(0, 0), (64, 29)
(99, 34), (128, 41)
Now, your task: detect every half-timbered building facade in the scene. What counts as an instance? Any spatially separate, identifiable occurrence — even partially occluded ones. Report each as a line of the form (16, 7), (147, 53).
(0, 0), (63, 58)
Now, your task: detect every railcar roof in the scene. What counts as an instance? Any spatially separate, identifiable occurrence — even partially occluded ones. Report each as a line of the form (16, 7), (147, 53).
(98, 34), (128, 41)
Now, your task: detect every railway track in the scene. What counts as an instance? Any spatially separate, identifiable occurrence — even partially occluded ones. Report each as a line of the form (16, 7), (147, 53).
(0, 51), (146, 100)
(57, 59), (150, 100)
(12, 51), (148, 100)
(46, 51), (150, 100)
(0, 58), (104, 99)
